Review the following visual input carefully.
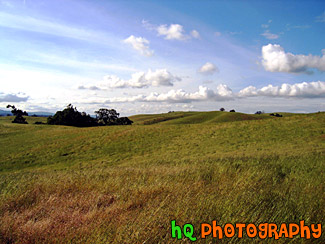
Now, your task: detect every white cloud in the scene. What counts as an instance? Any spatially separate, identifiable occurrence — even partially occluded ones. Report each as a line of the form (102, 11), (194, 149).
(104, 81), (325, 104)
(107, 85), (234, 103)
(123, 35), (154, 57)
(198, 62), (219, 75)
(157, 24), (188, 40)
(261, 30), (279, 39)
(0, 92), (29, 102)
(143, 21), (198, 41)
(80, 69), (181, 89)
(316, 11), (325, 23)
(238, 81), (325, 98)
(262, 44), (325, 73)
(191, 30), (200, 39)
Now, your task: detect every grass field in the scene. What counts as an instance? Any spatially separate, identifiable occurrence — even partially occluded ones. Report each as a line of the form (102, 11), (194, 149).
(0, 112), (324, 243)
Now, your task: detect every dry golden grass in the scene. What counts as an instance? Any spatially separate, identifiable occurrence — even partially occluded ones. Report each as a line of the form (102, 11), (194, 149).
(0, 112), (324, 243)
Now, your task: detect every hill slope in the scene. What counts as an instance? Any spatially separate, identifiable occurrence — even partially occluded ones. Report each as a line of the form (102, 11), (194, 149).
(130, 111), (301, 125)
(0, 112), (324, 243)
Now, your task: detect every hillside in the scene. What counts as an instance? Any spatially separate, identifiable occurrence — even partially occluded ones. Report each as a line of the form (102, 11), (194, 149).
(130, 111), (303, 125)
(0, 112), (324, 243)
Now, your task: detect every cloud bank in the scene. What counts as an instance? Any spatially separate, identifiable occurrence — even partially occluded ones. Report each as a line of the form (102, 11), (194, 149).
(238, 81), (325, 98)
(104, 81), (325, 104)
(262, 44), (325, 73)
(79, 69), (181, 89)
(108, 85), (234, 103)
(0, 92), (29, 102)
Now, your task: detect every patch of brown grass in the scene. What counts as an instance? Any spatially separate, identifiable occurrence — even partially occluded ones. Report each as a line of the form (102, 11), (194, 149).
(0, 184), (116, 244)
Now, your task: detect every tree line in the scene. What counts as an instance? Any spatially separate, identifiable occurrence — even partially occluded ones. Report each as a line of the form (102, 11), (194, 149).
(6, 104), (133, 127)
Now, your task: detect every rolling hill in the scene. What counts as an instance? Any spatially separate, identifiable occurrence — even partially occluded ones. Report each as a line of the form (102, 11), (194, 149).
(0, 111), (324, 243)
(129, 111), (302, 125)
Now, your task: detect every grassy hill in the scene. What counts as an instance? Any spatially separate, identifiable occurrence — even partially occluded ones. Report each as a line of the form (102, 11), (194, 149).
(0, 112), (324, 243)
(130, 111), (300, 125)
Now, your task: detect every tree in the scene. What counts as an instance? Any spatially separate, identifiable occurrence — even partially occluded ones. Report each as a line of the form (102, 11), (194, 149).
(229, 109), (236, 112)
(47, 104), (97, 127)
(219, 108), (225, 112)
(47, 105), (133, 127)
(95, 108), (120, 125)
(116, 117), (133, 125)
(6, 104), (28, 124)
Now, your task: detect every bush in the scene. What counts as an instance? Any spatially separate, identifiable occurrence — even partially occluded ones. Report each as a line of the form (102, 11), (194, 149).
(255, 111), (264, 115)
(270, 113), (283, 117)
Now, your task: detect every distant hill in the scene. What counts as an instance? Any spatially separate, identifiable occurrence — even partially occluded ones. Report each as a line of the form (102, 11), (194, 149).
(0, 109), (53, 117)
(129, 111), (306, 125)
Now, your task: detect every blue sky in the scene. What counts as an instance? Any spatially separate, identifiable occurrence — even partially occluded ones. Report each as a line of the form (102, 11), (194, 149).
(0, 0), (324, 115)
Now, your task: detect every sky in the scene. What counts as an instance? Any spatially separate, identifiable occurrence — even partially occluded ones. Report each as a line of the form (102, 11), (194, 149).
(0, 0), (324, 115)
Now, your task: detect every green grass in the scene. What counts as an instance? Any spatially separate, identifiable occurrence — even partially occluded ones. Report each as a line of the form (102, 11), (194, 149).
(0, 112), (324, 243)
(129, 111), (301, 125)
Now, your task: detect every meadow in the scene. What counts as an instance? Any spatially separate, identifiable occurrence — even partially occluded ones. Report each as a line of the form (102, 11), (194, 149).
(0, 111), (324, 243)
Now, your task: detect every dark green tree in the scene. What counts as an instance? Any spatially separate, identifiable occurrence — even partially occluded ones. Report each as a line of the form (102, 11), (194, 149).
(116, 117), (133, 125)
(47, 104), (97, 127)
(95, 108), (120, 125)
(6, 104), (28, 124)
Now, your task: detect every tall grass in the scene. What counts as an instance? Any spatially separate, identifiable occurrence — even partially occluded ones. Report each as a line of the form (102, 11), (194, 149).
(0, 112), (324, 243)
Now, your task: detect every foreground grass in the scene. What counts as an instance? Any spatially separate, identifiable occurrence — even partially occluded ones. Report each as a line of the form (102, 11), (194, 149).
(0, 112), (324, 243)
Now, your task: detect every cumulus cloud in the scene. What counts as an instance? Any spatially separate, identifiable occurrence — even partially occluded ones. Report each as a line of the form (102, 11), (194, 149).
(107, 85), (234, 103)
(262, 44), (325, 73)
(143, 20), (199, 41)
(198, 62), (219, 75)
(123, 35), (154, 57)
(190, 30), (200, 39)
(104, 81), (325, 104)
(261, 30), (279, 40)
(238, 81), (325, 98)
(0, 92), (29, 102)
(80, 69), (181, 89)
(157, 24), (188, 40)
